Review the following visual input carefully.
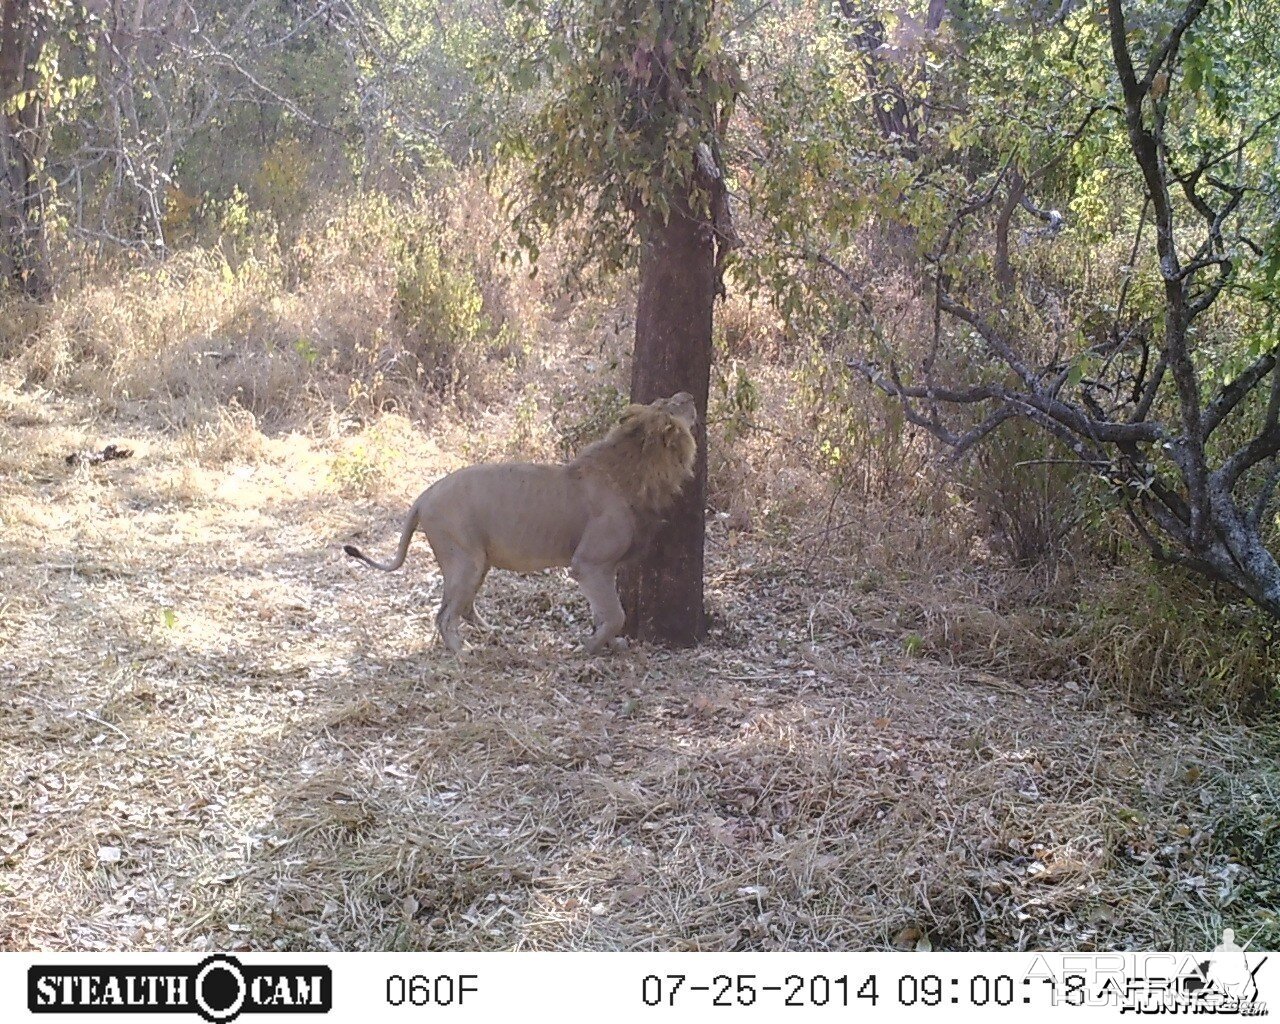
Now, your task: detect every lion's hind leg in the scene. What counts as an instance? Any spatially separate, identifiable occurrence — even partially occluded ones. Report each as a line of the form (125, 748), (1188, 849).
(461, 566), (491, 629)
(433, 543), (487, 653)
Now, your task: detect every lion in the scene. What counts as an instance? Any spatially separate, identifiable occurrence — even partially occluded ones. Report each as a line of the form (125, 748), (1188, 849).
(343, 392), (697, 653)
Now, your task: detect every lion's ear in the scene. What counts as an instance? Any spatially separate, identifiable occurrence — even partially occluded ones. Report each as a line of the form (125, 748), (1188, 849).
(618, 404), (645, 427)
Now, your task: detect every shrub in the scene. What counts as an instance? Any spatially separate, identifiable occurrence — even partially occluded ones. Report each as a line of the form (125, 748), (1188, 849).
(0, 172), (541, 430)
(961, 423), (1091, 567)
(1070, 567), (1280, 709)
(391, 224), (501, 397)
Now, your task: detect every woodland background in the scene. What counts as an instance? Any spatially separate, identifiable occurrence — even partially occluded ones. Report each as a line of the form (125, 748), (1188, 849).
(1, 0), (1278, 952)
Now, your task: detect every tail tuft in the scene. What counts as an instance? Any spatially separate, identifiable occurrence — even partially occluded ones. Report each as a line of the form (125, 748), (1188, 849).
(343, 544), (361, 558)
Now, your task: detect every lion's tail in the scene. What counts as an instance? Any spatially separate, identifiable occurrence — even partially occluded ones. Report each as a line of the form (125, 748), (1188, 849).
(343, 506), (420, 572)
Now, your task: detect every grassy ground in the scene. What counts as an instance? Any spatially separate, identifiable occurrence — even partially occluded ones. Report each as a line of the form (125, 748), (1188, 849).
(2, 374), (1277, 953)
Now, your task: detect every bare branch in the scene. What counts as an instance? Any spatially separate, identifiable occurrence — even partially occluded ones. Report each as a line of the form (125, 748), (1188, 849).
(1202, 350), (1278, 436)
(1141, 0), (1210, 92)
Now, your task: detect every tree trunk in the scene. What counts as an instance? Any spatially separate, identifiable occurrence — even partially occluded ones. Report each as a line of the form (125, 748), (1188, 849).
(621, 205), (717, 646)
(0, 0), (51, 298)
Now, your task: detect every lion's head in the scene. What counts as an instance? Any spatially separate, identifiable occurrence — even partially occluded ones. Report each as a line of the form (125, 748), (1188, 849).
(571, 391), (697, 514)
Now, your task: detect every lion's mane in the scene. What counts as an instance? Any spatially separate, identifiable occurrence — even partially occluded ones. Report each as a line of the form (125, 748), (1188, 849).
(570, 401), (697, 515)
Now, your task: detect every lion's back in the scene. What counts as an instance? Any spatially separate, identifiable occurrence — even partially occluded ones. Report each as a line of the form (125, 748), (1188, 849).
(421, 462), (589, 571)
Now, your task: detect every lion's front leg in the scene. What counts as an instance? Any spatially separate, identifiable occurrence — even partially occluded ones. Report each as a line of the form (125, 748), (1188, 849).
(573, 562), (625, 654)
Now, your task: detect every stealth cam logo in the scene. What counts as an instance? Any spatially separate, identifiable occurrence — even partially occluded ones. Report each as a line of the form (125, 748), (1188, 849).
(28, 955), (332, 1022)
(1178, 931), (1270, 1015)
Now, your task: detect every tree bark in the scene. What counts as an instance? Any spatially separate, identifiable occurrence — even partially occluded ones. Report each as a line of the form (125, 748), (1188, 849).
(994, 169), (1025, 297)
(0, 0), (51, 298)
(621, 205), (717, 646)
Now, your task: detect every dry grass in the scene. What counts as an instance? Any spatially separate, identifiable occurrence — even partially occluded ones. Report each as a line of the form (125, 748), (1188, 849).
(2, 370), (1276, 953)
(0, 180), (547, 434)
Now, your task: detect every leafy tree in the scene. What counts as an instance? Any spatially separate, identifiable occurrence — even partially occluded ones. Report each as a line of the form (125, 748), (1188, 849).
(1, 0), (57, 296)
(750, 0), (1280, 618)
(0, 0), (498, 278)
(503, 0), (741, 646)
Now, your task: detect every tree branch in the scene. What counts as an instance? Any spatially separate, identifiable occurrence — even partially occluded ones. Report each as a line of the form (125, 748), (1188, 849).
(1202, 350), (1278, 437)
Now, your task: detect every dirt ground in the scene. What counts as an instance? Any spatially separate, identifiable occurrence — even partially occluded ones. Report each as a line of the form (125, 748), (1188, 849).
(1, 382), (1276, 952)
